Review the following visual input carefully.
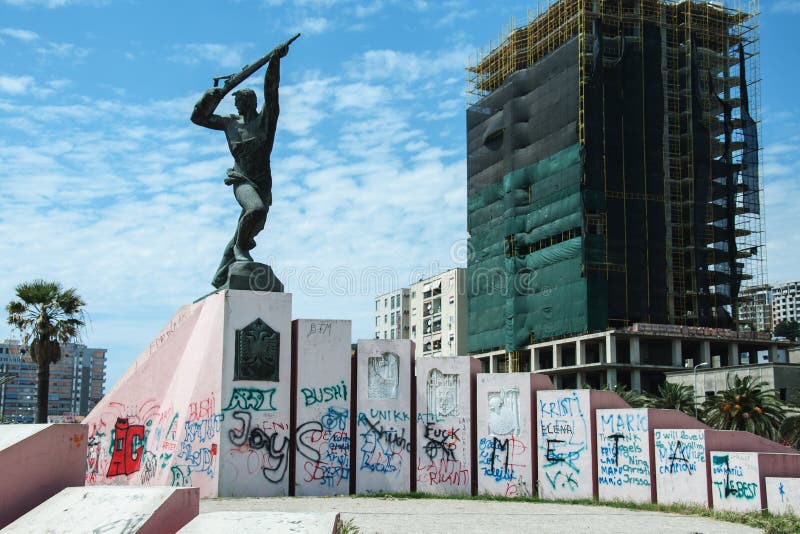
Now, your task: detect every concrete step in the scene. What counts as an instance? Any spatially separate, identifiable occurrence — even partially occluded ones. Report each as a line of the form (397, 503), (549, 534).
(179, 511), (340, 533)
(0, 423), (86, 528)
(3, 486), (198, 534)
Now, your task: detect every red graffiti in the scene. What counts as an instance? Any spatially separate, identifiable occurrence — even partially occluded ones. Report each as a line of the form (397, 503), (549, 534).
(107, 418), (146, 477)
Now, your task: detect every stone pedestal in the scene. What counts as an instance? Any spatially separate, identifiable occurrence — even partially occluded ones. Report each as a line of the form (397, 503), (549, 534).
(415, 356), (480, 496)
(355, 340), (415, 494)
(291, 319), (352, 496)
(82, 290), (292, 498)
(219, 291), (292, 497)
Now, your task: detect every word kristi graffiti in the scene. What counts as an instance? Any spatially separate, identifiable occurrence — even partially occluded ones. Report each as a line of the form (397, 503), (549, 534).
(296, 406), (351, 489)
(537, 390), (591, 499)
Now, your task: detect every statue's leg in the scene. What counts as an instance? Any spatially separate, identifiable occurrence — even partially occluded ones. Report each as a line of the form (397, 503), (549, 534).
(233, 183), (267, 261)
(211, 235), (237, 288)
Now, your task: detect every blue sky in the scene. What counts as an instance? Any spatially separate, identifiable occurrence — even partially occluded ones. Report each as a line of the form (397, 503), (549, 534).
(0, 0), (798, 389)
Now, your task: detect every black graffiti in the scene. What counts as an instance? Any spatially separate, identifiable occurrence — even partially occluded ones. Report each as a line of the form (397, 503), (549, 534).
(422, 423), (459, 461)
(358, 413), (412, 453)
(545, 439), (565, 463)
(228, 410), (290, 483)
(607, 433), (624, 466)
(489, 437), (510, 472)
(668, 440), (692, 475)
(296, 420), (323, 462)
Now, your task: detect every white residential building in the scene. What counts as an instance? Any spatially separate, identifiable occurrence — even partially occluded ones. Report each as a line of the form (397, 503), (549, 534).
(772, 281), (800, 327)
(738, 284), (772, 332)
(374, 289), (410, 340)
(409, 268), (467, 358)
(373, 268), (467, 357)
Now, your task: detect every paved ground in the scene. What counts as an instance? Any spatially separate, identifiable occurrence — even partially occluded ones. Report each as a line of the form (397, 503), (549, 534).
(201, 496), (763, 533)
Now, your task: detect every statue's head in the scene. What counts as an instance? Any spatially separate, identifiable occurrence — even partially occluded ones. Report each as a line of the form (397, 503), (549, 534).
(233, 88), (257, 116)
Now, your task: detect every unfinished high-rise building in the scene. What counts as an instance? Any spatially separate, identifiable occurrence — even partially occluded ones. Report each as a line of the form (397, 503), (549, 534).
(467, 0), (771, 385)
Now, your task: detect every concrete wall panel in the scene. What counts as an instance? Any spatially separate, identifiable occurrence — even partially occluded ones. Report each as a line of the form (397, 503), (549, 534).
(654, 429), (708, 506)
(355, 339), (415, 494)
(415, 356), (480, 495)
(710, 451), (761, 512)
(766, 477), (800, 516)
(291, 319), (352, 496)
(219, 291), (293, 497)
(0, 424), (87, 528)
(476, 372), (553, 497)
(596, 408), (651, 503)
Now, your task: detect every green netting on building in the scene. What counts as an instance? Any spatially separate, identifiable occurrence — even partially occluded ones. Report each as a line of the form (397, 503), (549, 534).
(468, 143), (598, 352)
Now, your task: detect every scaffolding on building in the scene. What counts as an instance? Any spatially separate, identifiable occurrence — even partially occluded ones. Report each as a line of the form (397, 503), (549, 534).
(466, 0), (766, 357)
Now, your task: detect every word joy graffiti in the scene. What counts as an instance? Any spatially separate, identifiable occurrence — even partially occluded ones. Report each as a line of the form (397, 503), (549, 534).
(228, 410), (289, 483)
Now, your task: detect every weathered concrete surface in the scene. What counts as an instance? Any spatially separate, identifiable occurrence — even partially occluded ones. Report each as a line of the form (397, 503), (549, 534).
(292, 319), (352, 496)
(355, 339), (415, 494)
(200, 496), (760, 534)
(0, 423), (87, 528)
(4, 486), (198, 534)
(415, 356), (480, 496)
(766, 476), (800, 516)
(476, 373), (553, 498)
(179, 511), (340, 533)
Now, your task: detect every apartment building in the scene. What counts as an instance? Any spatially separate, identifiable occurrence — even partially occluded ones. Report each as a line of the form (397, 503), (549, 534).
(772, 281), (800, 327)
(374, 288), (410, 340)
(0, 340), (106, 423)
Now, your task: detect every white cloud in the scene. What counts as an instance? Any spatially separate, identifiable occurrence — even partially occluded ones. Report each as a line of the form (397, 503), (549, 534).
(1, 0), (107, 7)
(774, 1), (800, 14)
(170, 43), (247, 69)
(0, 28), (39, 41)
(35, 41), (90, 61)
(293, 16), (329, 35)
(0, 74), (34, 94)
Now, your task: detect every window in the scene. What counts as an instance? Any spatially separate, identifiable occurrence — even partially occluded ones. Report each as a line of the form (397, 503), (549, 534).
(391, 295), (395, 308)
(384, 298), (387, 307)
(384, 314), (388, 324)
(391, 314), (395, 325)
(376, 317), (380, 326)
(375, 301), (379, 310)
(391, 330), (395, 340)
(384, 331), (387, 338)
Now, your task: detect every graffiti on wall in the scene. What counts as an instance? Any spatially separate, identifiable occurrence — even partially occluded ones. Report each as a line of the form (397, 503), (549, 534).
(85, 394), (222, 492)
(537, 390), (590, 498)
(296, 406), (350, 489)
(653, 429), (707, 505)
(596, 410), (651, 501)
(357, 410), (411, 475)
(710, 452), (760, 511)
(478, 387), (529, 497)
(224, 384), (290, 485)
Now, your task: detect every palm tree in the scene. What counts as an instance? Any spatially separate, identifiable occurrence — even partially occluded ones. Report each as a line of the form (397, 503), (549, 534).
(6, 280), (86, 423)
(701, 375), (785, 440)
(646, 382), (695, 416)
(603, 384), (648, 408)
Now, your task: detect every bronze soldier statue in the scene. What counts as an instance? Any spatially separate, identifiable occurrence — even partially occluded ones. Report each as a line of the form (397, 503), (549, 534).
(191, 34), (299, 289)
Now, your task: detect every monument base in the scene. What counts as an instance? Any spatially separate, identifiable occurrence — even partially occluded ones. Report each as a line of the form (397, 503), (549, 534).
(221, 261), (284, 292)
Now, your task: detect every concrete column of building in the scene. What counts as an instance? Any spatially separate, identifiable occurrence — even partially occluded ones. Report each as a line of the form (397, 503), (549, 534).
(605, 333), (617, 364)
(671, 339), (682, 367)
(727, 342), (739, 367)
(631, 369), (642, 392)
(769, 343), (778, 363)
(700, 341), (711, 366)
(577, 339), (586, 366)
(576, 371), (585, 389)
(532, 347), (540, 371)
(551, 373), (560, 389)
(553, 343), (562, 369)
(606, 368), (618, 389)
(630, 337), (641, 365)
